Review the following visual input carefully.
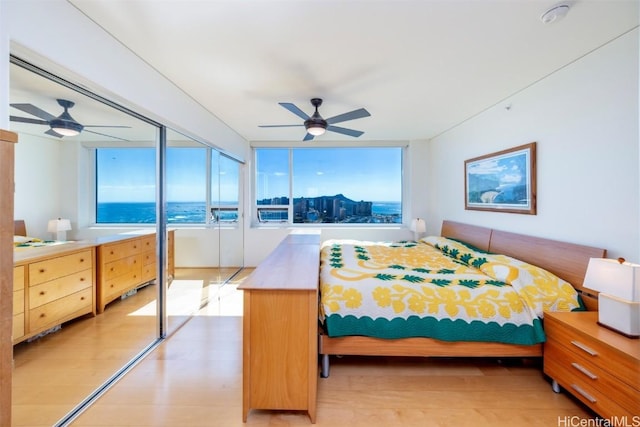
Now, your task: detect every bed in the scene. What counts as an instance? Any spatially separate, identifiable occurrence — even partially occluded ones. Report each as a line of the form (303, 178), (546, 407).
(13, 219), (68, 249)
(318, 220), (607, 377)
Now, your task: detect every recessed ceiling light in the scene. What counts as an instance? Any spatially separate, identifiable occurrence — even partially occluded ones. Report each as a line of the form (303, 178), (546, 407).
(540, 4), (570, 25)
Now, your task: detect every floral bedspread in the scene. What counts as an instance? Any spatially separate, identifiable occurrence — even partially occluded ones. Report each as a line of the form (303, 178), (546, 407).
(319, 236), (584, 345)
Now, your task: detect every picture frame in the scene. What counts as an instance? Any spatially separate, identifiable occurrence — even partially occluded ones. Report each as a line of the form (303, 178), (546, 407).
(464, 142), (536, 215)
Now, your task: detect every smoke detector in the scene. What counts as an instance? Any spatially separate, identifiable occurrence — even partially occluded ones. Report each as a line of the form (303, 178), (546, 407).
(540, 4), (570, 25)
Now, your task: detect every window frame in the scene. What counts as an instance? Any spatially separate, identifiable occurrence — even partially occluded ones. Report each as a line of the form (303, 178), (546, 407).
(251, 142), (407, 228)
(91, 143), (242, 228)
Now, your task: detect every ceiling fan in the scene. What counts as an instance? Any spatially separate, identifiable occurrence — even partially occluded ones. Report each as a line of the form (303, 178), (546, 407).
(259, 98), (371, 141)
(10, 98), (130, 140)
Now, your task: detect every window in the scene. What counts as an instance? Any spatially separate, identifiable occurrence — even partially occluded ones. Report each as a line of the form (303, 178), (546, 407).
(211, 151), (241, 223)
(255, 147), (403, 225)
(96, 146), (239, 224)
(96, 148), (157, 223)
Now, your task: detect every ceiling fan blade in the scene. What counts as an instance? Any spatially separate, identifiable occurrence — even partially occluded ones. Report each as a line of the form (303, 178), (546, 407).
(45, 129), (64, 138)
(258, 124), (305, 128)
(303, 133), (315, 142)
(10, 103), (56, 121)
(326, 108), (370, 125)
(279, 103), (310, 120)
(83, 129), (130, 141)
(327, 125), (364, 138)
(10, 115), (49, 125)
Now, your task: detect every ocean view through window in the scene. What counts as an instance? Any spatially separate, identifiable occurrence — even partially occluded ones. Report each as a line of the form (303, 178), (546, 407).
(96, 147), (240, 224)
(255, 147), (403, 224)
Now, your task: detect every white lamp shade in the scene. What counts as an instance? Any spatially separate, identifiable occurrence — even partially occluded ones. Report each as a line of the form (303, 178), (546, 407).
(410, 218), (426, 233)
(583, 257), (640, 302)
(47, 218), (72, 233)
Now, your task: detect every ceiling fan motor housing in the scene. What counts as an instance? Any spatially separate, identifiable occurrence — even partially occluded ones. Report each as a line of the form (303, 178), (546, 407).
(305, 98), (327, 131)
(50, 99), (84, 134)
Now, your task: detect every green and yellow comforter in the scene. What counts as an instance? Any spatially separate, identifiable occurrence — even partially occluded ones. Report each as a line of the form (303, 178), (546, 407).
(319, 236), (585, 345)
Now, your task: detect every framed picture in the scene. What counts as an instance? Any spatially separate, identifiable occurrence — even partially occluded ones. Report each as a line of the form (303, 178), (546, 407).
(464, 142), (536, 215)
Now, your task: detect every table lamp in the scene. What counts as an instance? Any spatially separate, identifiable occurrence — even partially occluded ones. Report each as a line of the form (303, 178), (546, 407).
(47, 218), (72, 241)
(583, 257), (640, 337)
(410, 218), (426, 241)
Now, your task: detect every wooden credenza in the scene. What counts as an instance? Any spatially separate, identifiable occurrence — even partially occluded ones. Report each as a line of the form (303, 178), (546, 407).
(238, 232), (320, 423)
(13, 242), (97, 344)
(95, 230), (175, 313)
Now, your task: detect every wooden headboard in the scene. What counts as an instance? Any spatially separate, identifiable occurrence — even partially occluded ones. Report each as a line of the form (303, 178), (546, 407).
(14, 220), (26, 237)
(441, 220), (607, 310)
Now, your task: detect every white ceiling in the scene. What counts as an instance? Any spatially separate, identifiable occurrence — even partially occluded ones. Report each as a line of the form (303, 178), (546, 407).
(19, 1), (640, 143)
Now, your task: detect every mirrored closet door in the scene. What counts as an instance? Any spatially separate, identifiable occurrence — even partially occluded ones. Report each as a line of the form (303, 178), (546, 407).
(10, 57), (244, 426)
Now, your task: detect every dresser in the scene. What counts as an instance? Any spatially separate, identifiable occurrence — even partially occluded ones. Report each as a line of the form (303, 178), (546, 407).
(95, 230), (175, 313)
(544, 311), (640, 418)
(238, 232), (320, 423)
(13, 242), (97, 344)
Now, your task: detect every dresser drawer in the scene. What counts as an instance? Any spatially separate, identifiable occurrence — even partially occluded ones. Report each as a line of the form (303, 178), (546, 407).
(545, 339), (640, 417)
(545, 314), (640, 389)
(29, 287), (93, 331)
(14, 265), (25, 291)
(13, 313), (25, 342)
(102, 254), (142, 281)
(101, 272), (142, 301)
(140, 235), (155, 253)
(29, 250), (93, 286)
(141, 261), (156, 282)
(13, 288), (24, 316)
(142, 249), (155, 266)
(29, 269), (93, 309)
(100, 239), (142, 263)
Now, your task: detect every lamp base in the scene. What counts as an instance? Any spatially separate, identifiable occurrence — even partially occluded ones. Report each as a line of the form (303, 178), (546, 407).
(598, 293), (640, 338)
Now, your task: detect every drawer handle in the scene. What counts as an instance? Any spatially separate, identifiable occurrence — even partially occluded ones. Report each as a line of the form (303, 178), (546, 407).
(570, 340), (598, 356)
(81, 296), (85, 300)
(39, 291), (45, 296)
(39, 313), (46, 318)
(110, 251), (114, 255)
(39, 269), (45, 273)
(571, 362), (598, 380)
(80, 278), (85, 282)
(80, 258), (85, 263)
(570, 384), (597, 403)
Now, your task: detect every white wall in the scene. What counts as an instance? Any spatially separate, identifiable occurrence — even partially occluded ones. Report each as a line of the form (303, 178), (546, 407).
(1, 0), (250, 267)
(0, 0), (247, 160)
(13, 133), (61, 238)
(427, 29), (640, 263)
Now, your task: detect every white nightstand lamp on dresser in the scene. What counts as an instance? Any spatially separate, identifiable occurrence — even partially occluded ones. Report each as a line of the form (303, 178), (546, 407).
(583, 257), (640, 337)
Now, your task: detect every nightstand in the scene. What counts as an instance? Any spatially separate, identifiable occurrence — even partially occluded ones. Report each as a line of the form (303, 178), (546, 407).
(544, 311), (640, 418)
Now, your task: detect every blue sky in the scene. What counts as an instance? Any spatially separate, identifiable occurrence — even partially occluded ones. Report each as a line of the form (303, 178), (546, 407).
(97, 148), (239, 203)
(257, 147), (402, 202)
(97, 147), (401, 204)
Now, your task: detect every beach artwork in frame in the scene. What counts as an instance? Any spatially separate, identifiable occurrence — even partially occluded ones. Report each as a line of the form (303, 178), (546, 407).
(465, 142), (536, 215)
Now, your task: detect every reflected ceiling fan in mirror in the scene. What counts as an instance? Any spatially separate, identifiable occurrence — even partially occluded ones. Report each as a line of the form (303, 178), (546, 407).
(259, 98), (370, 141)
(10, 98), (130, 140)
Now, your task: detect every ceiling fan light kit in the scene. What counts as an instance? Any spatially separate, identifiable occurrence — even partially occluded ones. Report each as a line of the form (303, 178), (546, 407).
(10, 98), (130, 140)
(259, 97), (371, 141)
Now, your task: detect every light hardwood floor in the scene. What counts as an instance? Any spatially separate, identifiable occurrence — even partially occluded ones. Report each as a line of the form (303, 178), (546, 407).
(15, 268), (596, 427)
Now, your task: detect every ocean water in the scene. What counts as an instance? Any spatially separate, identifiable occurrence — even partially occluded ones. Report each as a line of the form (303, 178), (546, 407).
(97, 201), (402, 224)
